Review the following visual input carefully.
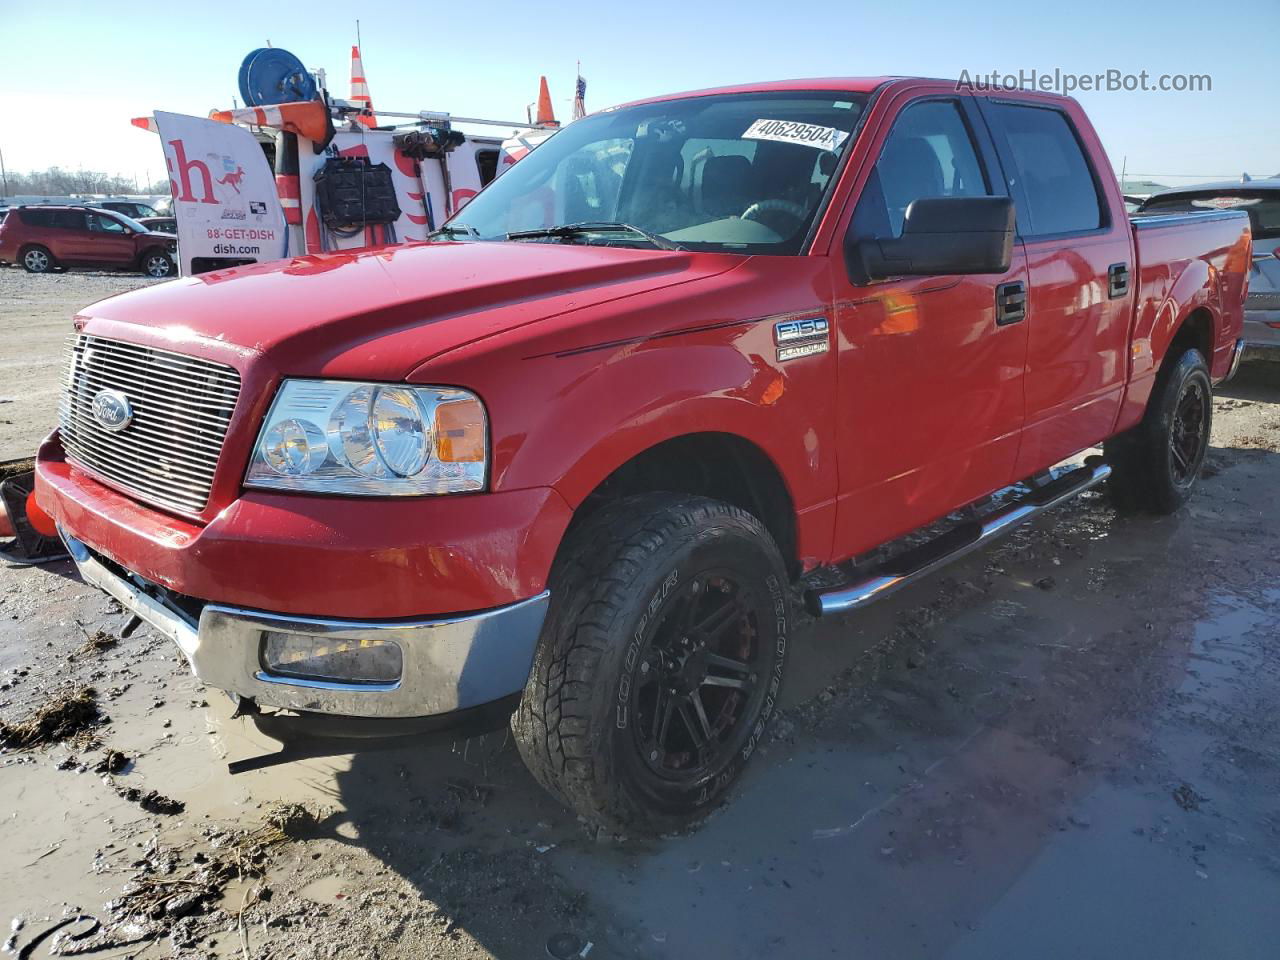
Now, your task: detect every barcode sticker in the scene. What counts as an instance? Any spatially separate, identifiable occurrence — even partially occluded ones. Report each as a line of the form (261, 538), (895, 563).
(743, 119), (849, 152)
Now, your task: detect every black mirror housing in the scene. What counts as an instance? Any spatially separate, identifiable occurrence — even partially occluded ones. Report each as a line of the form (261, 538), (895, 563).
(848, 196), (1015, 282)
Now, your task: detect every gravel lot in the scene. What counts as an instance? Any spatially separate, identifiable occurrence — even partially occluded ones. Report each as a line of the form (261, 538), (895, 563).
(0, 268), (163, 459)
(3, 271), (1280, 958)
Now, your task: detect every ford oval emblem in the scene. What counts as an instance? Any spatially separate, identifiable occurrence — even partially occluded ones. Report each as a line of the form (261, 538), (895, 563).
(91, 389), (134, 433)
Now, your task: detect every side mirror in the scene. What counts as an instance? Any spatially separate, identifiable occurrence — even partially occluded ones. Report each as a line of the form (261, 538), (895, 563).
(848, 196), (1015, 282)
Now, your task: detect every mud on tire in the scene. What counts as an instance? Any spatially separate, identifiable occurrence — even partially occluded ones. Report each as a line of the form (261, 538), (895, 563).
(512, 493), (790, 834)
(1105, 347), (1212, 514)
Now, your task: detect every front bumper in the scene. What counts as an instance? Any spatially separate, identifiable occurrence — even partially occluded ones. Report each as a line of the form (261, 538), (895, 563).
(63, 531), (549, 719)
(36, 432), (572, 620)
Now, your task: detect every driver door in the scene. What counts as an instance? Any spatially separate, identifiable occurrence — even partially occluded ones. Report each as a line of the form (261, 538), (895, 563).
(828, 92), (1030, 558)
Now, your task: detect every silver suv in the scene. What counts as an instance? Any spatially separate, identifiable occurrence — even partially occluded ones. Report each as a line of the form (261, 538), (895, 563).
(1140, 179), (1280, 356)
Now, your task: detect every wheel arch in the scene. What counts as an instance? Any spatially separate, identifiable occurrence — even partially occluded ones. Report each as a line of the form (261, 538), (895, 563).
(19, 243), (54, 264)
(1165, 305), (1215, 372)
(1149, 259), (1219, 375)
(559, 431), (801, 579)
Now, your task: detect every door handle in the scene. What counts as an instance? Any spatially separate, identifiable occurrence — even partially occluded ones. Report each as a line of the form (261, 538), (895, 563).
(995, 281), (1026, 326)
(1108, 262), (1130, 299)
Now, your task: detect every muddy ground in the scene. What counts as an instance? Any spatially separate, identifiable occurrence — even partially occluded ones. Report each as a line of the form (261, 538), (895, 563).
(3, 270), (1280, 958)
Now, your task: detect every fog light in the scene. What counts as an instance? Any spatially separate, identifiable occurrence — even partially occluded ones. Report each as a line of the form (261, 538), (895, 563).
(260, 632), (403, 685)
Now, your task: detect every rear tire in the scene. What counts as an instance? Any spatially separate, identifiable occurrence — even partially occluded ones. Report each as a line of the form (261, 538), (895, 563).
(513, 493), (790, 834)
(1105, 348), (1212, 514)
(21, 245), (55, 274)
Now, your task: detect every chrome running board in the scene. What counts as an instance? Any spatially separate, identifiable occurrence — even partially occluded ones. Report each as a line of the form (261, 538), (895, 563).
(806, 461), (1112, 617)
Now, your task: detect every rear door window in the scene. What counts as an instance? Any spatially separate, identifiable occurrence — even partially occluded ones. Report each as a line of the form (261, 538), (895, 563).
(55, 211), (89, 230)
(985, 103), (1105, 237)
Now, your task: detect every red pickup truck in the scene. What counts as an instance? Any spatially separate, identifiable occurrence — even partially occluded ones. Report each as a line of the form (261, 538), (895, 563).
(36, 78), (1250, 833)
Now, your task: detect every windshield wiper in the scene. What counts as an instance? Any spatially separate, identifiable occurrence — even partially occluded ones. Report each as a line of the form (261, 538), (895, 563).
(429, 222), (481, 241)
(506, 221), (685, 251)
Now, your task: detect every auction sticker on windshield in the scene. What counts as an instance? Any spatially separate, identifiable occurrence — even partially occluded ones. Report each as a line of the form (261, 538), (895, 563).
(744, 119), (849, 152)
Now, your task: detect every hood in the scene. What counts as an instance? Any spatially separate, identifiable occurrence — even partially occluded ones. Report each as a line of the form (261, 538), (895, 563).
(78, 241), (739, 380)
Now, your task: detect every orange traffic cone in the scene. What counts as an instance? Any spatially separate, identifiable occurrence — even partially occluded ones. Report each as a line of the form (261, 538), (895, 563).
(350, 45), (376, 128)
(25, 491), (58, 538)
(535, 76), (559, 128)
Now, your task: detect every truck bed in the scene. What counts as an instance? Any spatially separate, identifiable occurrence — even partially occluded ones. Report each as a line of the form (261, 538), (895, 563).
(1128, 207), (1251, 384)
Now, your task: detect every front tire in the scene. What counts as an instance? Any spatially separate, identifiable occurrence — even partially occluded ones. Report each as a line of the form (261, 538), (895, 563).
(1105, 347), (1212, 514)
(513, 494), (790, 834)
(141, 249), (175, 278)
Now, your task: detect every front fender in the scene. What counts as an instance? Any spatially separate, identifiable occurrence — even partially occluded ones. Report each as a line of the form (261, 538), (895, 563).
(412, 255), (841, 566)
(515, 343), (810, 505)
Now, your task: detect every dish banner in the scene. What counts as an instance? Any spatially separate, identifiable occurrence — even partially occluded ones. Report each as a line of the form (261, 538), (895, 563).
(153, 110), (287, 275)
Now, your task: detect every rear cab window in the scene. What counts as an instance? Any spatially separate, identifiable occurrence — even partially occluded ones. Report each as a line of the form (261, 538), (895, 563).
(983, 101), (1106, 238)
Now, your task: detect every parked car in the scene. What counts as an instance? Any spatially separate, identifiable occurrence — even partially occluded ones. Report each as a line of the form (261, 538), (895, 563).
(136, 216), (177, 235)
(1139, 180), (1280, 356)
(35, 78), (1251, 833)
(0, 205), (176, 277)
(92, 199), (161, 220)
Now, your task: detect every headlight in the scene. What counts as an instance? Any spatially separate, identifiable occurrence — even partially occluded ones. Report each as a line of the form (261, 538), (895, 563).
(245, 380), (487, 495)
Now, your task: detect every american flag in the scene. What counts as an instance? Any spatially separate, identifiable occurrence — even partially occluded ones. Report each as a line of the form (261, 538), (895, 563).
(573, 71), (587, 121)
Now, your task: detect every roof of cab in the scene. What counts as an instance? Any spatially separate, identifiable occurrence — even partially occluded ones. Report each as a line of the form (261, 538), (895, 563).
(612, 77), (897, 111)
(608, 77), (1077, 112)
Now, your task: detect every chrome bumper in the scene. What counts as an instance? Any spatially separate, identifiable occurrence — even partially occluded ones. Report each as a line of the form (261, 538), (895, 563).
(62, 532), (549, 719)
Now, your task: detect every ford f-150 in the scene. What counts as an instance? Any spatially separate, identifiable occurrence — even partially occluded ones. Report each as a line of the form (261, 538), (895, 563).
(35, 77), (1251, 832)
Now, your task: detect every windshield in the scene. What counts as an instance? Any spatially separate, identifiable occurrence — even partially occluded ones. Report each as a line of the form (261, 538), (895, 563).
(1141, 189), (1280, 240)
(450, 91), (870, 255)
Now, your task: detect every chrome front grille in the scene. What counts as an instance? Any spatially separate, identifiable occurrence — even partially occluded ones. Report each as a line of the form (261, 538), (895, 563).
(59, 334), (241, 513)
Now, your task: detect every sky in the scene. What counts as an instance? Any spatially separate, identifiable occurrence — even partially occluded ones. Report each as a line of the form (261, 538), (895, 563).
(1, 0), (1275, 190)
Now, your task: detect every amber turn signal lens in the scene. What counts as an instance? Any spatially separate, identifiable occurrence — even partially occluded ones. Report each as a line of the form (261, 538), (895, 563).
(433, 398), (486, 462)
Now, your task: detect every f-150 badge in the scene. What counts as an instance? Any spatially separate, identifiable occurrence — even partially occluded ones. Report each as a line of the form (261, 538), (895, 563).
(774, 316), (830, 362)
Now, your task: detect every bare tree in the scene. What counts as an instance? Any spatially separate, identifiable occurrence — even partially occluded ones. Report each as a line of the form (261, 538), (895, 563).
(1, 166), (169, 197)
